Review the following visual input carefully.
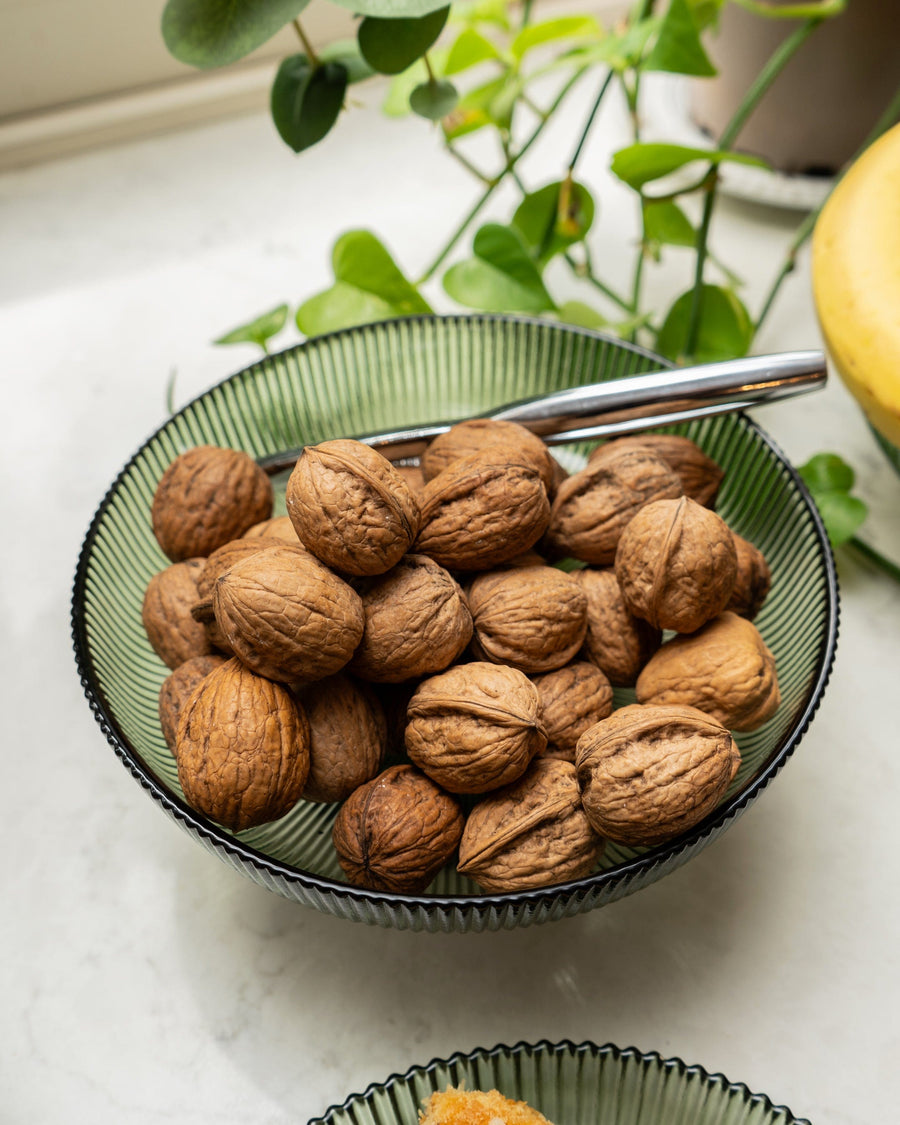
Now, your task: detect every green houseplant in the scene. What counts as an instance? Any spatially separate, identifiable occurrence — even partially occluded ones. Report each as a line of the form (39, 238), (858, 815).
(161, 0), (900, 575)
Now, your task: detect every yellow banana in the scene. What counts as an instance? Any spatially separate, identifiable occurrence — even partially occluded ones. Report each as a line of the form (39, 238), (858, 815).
(811, 121), (900, 448)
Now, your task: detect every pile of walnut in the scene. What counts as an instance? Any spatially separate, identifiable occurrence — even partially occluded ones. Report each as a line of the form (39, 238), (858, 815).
(143, 419), (779, 896)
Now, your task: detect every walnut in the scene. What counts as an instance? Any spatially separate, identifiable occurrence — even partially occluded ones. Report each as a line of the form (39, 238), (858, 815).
(422, 418), (557, 495)
(635, 611), (780, 731)
(575, 703), (741, 846)
(243, 515), (303, 542)
(158, 654), (227, 750)
(285, 438), (420, 576)
(349, 554), (472, 683)
(414, 448), (551, 571)
(142, 559), (216, 669)
(589, 433), (723, 508)
(331, 764), (464, 893)
(190, 534), (288, 651)
(727, 532), (772, 619)
(405, 662), (546, 793)
(174, 657), (310, 831)
(572, 567), (661, 686)
(457, 757), (604, 892)
(151, 444), (273, 561)
(213, 543), (364, 684)
(543, 449), (682, 565)
(615, 496), (738, 634)
(466, 565), (588, 674)
(293, 674), (387, 803)
(531, 661), (614, 760)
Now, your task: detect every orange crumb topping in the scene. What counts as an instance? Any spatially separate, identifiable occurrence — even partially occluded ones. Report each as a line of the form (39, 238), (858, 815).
(419, 1086), (554, 1125)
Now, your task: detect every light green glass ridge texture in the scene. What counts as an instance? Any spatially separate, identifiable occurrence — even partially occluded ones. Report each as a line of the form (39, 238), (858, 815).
(74, 315), (837, 932)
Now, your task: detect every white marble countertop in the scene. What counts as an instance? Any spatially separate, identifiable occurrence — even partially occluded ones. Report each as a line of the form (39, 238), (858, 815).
(3, 75), (899, 1124)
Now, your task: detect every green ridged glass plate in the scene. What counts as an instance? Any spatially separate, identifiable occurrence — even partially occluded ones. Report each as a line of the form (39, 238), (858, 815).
(308, 1040), (812, 1124)
(72, 314), (838, 933)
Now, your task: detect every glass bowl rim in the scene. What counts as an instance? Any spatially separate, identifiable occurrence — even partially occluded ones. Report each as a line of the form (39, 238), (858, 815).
(70, 312), (840, 919)
(307, 1036), (814, 1124)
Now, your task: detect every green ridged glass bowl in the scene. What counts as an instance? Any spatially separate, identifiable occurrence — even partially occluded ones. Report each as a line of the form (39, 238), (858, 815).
(308, 1040), (812, 1124)
(72, 314), (838, 933)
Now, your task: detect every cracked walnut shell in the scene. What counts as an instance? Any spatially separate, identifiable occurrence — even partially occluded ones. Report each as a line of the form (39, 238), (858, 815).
(405, 662), (547, 794)
(467, 565), (588, 674)
(332, 764), (464, 894)
(615, 496), (738, 634)
(285, 438), (420, 576)
(414, 448), (551, 571)
(174, 657), (310, 831)
(575, 703), (741, 846)
(350, 554), (472, 683)
(151, 444), (273, 561)
(543, 449), (682, 565)
(458, 757), (604, 893)
(572, 566), (661, 687)
(213, 543), (364, 684)
(636, 611), (780, 731)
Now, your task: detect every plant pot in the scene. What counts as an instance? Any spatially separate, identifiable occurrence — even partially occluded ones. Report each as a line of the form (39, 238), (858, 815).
(691, 0), (900, 176)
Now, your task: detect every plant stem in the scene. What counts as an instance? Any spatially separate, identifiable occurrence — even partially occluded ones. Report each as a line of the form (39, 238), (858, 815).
(292, 18), (319, 66)
(445, 143), (494, 185)
(755, 82), (900, 335)
(684, 16), (825, 358)
(846, 536), (900, 585)
(415, 68), (589, 284)
(564, 251), (635, 313)
(568, 69), (615, 173)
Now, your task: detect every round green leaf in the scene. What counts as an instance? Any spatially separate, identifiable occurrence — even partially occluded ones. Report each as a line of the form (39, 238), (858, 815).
(409, 79), (458, 120)
(271, 56), (348, 153)
(358, 7), (449, 75)
(162, 0), (311, 69)
(512, 180), (595, 265)
(655, 284), (753, 364)
(814, 491), (868, 547)
(799, 452), (856, 494)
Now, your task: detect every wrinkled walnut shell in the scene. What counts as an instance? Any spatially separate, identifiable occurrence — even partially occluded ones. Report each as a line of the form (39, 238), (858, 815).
(414, 448), (551, 571)
(615, 496), (738, 634)
(575, 703), (741, 846)
(332, 764), (464, 894)
(422, 418), (557, 495)
(531, 661), (614, 760)
(151, 444), (273, 561)
(190, 534), (289, 651)
(285, 438), (420, 577)
(457, 757), (604, 892)
(572, 566), (661, 687)
(158, 653), (227, 751)
(350, 554), (472, 683)
(174, 657), (310, 831)
(589, 433), (723, 508)
(543, 449), (682, 565)
(142, 559), (216, 669)
(243, 515), (303, 542)
(727, 532), (772, 619)
(213, 544), (364, 684)
(294, 674), (387, 803)
(467, 565), (588, 674)
(405, 662), (547, 794)
(635, 611), (780, 731)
